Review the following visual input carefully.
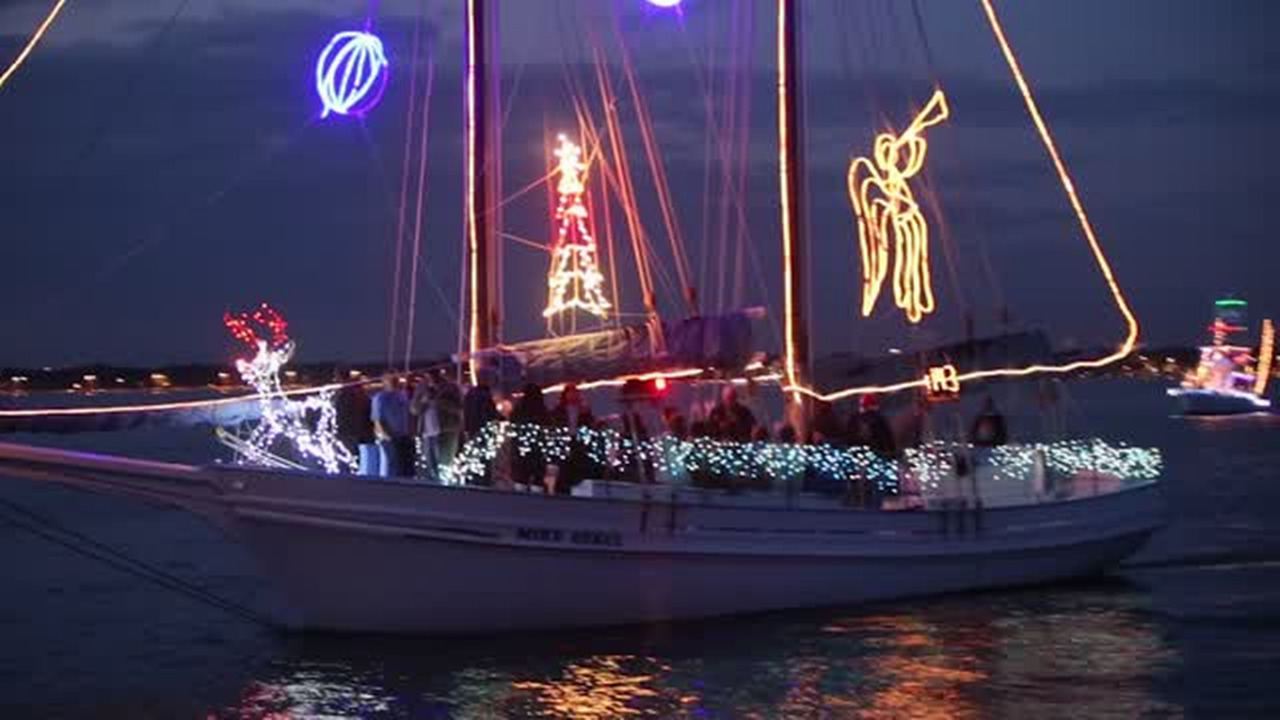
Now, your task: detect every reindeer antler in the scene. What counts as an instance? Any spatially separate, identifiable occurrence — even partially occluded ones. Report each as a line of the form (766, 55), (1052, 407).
(224, 303), (291, 351)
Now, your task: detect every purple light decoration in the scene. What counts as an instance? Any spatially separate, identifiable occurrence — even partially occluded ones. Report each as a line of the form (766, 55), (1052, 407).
(646, 0), (683, 7)
(315, 30), (389, 118)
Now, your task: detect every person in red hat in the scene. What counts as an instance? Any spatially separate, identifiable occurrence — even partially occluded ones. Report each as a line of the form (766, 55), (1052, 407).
(847, 393), (895, 459)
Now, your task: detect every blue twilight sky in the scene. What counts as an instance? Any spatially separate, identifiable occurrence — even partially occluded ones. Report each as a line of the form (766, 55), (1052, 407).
(0, 0), (1275, 369)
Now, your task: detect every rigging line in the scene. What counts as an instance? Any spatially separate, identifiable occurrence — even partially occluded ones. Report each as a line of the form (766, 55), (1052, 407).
(61, 0), (192, 175)
(482, 166), (558, 219)
(580, 11), (682, 316)
(0, 496), (273, 628)
(669, 1), (719, 306)
(714, 0), (739, 313)
(390, 11), (424, 368)
(590, 49), (654, 313)
(978, 0), (1139, 352)
(599, 153), (623, 330)
(30, 116), (315, 326)
(404, 54), (436, 371)
(500, 231), (550, 252)
(912, 0), (1004, 326)
(609, 6), (695, 313)
(731, 0), (755, 311)
(360, 113), (457, 347)
(0, 0), (68, 92)
(589, 90), (683, 315)
(909, 0), (940, 75)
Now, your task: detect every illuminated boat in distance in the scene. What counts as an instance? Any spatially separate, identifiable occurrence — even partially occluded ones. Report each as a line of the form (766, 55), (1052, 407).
(1167, 299), (1274, 415)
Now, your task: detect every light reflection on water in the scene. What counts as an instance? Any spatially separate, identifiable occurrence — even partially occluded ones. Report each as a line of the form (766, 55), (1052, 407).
(209, 583), (1186, 718)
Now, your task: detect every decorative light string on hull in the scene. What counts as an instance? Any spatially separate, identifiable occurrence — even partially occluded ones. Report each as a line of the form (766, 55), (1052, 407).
(544, 134), (612, 320)
(315, 30), (389, 118)
(223, 305), (355, 474)
(786, 1), (1143, 403)
(849, 89), (949, 324)
(444, 422), (1162, 493)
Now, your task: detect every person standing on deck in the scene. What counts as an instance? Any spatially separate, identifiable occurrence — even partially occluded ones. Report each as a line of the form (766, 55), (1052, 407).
(411, 372), (441, 481)
(708, 386), (756, 443)
(549, 383), (597, 494)
(333, 368), (375, 475)
(371, 372), (413, 477)
(846, 394), (895, 507)
(970, 395), (1008, 447)
(463, 379), (499, 443)
(433, 371), (464, 481)
(510, 383), (550, 491)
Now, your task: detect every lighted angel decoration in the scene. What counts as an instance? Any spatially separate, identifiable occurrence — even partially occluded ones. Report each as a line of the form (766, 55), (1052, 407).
(848, 89), (950, 324)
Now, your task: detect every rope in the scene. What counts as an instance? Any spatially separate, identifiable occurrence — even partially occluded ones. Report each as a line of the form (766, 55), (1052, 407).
(0, 496), (274, 628)
(389, 12), (423, 367)
(404, 54), (437, 371)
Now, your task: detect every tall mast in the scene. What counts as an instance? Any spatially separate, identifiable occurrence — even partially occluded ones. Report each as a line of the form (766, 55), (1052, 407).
(465, 0), (499, 379)
(778, 0), (809, 393)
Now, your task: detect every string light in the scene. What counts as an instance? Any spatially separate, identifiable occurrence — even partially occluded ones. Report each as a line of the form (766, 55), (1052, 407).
(443, 422), (1161, 495)
(778, 0), (801, 395)
(787, 2), (1143, 403)
(222, 305), (355, 474)
(0, 0), (67, 92)
(465, 0), (483, 384)
(1255, 319), (1273, 397)
(849, 89), (950, 324)
(544, 134), (612, 320)
(315, 30), (389, 118)
(0, 384), (345, 419)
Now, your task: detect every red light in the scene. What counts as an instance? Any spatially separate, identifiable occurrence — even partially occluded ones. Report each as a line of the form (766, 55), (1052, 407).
(654, 377), (668, 392)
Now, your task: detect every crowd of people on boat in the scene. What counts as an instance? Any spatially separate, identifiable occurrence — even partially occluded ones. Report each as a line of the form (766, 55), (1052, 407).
(331, 367), (1011, 501)
(331, 371), (1005, 506)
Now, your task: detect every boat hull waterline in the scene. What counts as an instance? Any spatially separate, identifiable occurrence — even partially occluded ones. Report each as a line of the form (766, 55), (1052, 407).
(0, 441), (1162, 635)
(1168, 388), (1271, 416)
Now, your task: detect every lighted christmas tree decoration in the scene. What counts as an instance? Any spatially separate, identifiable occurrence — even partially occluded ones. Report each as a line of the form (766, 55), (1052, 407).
(223, 304), (356, 474)
(315, 30), (389, 118)
(543, 134), (613, 320)
(848, 89), (950, 324)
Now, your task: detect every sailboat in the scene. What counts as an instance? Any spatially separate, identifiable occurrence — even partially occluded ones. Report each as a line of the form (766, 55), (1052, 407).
(1167, 298), (1274, 415)
(0, 0), (1165, 635)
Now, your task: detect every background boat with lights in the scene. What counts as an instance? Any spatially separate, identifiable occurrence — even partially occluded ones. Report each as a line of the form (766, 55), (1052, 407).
(0, 0), (1166, 635)
(1167, 299), (1274, 415)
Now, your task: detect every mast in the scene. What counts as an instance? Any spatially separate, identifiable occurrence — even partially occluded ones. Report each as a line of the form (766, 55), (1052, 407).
(465, 0), (499, 379)
(778, 0), (809, 393)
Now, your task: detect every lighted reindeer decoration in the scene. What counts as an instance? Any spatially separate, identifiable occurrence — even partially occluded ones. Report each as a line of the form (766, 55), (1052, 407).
(223, 304), (356, 474)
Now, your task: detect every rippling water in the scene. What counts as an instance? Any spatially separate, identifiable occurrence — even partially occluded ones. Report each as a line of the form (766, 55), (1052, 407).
(2, 379), (1278, 718)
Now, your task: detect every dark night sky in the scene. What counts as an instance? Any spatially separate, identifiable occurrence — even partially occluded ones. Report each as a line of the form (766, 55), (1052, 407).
(0, 0), (1275, 369)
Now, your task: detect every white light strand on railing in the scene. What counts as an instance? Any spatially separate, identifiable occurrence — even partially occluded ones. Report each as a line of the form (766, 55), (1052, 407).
(443, 422), (1161, 492)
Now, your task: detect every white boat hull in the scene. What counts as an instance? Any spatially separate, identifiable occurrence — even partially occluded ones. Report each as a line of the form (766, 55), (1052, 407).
(1168, 387), (1271, 416)
(0, 441), (1163, 635)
